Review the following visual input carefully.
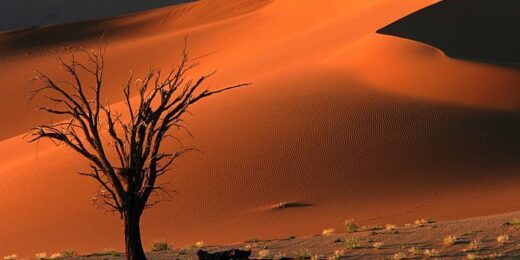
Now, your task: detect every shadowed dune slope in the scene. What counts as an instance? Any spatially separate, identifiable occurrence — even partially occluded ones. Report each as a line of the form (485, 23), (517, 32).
(1, 0), (520, 257)
(377, 0), (520, 66)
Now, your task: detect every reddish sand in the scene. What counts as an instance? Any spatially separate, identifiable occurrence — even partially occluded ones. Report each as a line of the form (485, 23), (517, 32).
(1, 0), (520, 257)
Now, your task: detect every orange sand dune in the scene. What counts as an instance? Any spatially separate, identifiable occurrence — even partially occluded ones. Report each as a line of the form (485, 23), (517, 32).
(1, 0), (520, 257)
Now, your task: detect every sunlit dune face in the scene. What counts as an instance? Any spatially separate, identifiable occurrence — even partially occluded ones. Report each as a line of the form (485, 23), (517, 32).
(334, 34), (520, 110)
(0, 0), (519, 257)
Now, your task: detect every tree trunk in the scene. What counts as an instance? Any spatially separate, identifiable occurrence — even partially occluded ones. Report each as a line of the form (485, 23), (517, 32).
(124, 209), (147, 260)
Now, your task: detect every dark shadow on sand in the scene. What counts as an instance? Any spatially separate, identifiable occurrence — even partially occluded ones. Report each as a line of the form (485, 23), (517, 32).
(377, 0), (520, 67)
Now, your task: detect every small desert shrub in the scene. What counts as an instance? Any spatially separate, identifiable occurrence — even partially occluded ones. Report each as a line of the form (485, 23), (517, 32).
(392, 252), (406, 260)
(297, 250), (312, 259)
(246, 237), (261, 243)
(345, 237), (359, 250)
(344, 219), (358, 233)
(466, 253), (478, 260)
(407, 246), (420, 255)
(415, 218), (435, 227)
(507, 218), (520, 230)
(258, 249), (270, 259)
(151, 240), (172, 251)
(423, 248), (438, 257)
(497, 234), (509, 244)
(360, 225), (383, 231)
(61, 250), (77, 257)
(189, 241), (204, 249)
(332, 250), (343, 259)
(258, 249), (271, 258)
(465, 240), (482, 252)
(385, 224), (397, 230)
(3, 255), (17, 260)
(322, 228), (335, 236)
(372, 242), (383, 249)
(444, 235), (459, 245)
(35, 253), (47, 260)
(101, 249), (121, 256)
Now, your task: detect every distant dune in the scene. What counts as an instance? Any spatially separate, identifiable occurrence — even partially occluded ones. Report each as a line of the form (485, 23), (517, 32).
(0, 0), (192, 32)
(377, 0), (520, 66)
(0, 0), (519, 258)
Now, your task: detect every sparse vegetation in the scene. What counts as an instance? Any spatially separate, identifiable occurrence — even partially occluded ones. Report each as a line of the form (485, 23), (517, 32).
(372, 242), (383, 249)
(392, 252), (406, 260)
(385, 224), (397, 230)
(3, 255), (17, 260)
(35, 253), (47, 260)
(407, 246), (420, 255)
(332, 250), (343, 260)
(344, 219), (358, 233)
(443, 235), (459, 245)
(49, 253), (62, 259)
(258, 249), (271, 259)
(246, 237), (261, 243)
(415, 218), (435, 227)
(101, 249), (121, 257)
(345, 237), (359, 249)
(465, 239), (482, 252)
(497, 234), (509, 244)
(322, 228), (335, 236)
(423, 248), (438, 257)
(297, 250), (312, 259)
(360, 225), (383, 231)
(506, 218), (520, 230)
(62, 250), (77, 258)
(151, 240), (172, 251)
(189, 241), (204, 249)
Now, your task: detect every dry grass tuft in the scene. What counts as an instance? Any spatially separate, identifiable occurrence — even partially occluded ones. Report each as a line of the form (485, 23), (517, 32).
(372, 242), (384, 249)
(188, 241), (204, 249)
(506, 218), (520, 230)
(423, 248), (438, 257)
(415, 218), (435, 227)
(466, 252), (478, 260)
(407, 246), (420, 255)
(345, 237), (359, 250)
(258, 249), (270, 259)
(101, 249), (121, 256)
(385, 224), (397, 230)
(443, 235), (459, 246)
(322, 228), (335, 236)
(344, 219), (358, 233)
(246, 237), (261, 243)
(62, 250), (77, 257)
(152, 240), (172, 251)
(360, 225), (383, 231)
(497, 234), (509, 244)
(392, 252), (406, 260)
(464, 239), (482, 252)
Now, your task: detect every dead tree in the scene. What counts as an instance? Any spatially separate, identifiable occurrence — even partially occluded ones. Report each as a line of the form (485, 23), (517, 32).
(28, 41), (248, 260)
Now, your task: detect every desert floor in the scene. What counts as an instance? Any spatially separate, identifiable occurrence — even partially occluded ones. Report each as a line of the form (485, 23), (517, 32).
(73, 211), (520, 259)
